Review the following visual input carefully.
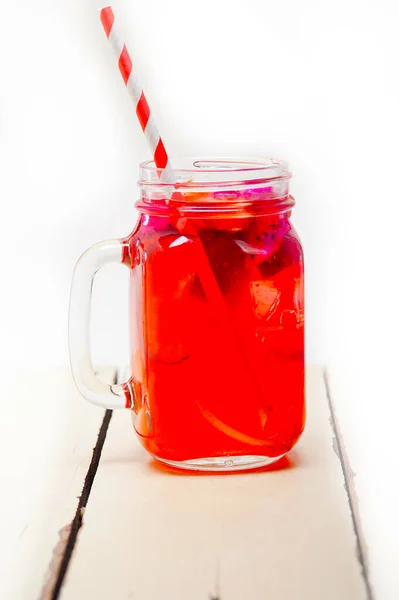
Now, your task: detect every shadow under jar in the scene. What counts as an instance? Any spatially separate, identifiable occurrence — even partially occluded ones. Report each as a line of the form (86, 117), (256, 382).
(69, 158), (305, 472)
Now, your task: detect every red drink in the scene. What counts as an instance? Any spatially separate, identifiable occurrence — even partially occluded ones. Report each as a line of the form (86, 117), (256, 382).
(128, 160), (305, 470)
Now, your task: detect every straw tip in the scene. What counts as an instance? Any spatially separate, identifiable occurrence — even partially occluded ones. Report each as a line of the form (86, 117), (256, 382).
(100, 6), (114, 36)
(100, 6), (113, 18)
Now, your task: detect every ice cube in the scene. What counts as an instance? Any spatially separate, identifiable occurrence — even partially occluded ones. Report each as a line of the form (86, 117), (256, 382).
(251, 281), (281, 322)
(144, 233), (205, 364)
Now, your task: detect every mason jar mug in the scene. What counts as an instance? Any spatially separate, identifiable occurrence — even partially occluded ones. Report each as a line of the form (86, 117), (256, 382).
(69, 158), (305, 471)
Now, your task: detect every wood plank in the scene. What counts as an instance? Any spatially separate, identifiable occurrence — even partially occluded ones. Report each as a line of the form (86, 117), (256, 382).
(0, 366), (116, 600)
(61, 366), (368, 600)
(326, 365), (397, 600)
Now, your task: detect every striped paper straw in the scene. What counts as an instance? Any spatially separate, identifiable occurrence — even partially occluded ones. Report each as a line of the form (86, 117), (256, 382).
(99, 6), (262, 418)
(100, 6), (170, 172)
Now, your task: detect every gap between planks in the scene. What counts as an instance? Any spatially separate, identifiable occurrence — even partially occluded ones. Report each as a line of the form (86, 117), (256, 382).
(39, 371), (118, 600)
(41, 367), (373, 600)
(324, 369), (374, 600)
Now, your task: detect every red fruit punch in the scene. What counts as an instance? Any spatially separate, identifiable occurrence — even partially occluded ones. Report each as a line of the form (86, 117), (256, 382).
(129, 188), (305, 463)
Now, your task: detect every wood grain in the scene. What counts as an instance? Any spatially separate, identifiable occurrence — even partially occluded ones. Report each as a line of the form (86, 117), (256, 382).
(0, 367), (116, 600)
(60, 366), (368, 600)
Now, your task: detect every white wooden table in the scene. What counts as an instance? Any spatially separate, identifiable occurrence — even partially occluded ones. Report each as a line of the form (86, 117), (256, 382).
(0, 367), (373, 599)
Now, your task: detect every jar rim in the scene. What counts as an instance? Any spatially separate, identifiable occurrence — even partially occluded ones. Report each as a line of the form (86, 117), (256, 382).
(139, 156), (291, 187)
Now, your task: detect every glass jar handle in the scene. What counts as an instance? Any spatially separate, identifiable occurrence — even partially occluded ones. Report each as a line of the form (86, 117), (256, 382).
(69, 239), (135, 410)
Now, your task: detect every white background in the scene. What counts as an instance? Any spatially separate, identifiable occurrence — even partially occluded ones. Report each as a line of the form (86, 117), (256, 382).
(0, 1), (398, 598)
(4, 0), (399, 369)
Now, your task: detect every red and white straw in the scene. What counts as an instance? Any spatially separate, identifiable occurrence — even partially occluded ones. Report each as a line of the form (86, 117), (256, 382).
(100, 6), (170, 171)
(98, 7), (260, 405)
